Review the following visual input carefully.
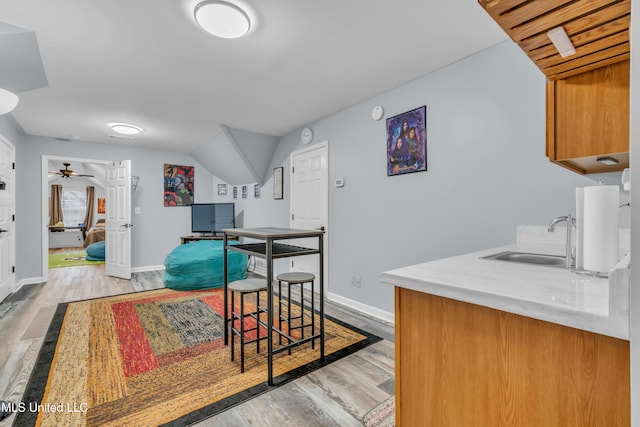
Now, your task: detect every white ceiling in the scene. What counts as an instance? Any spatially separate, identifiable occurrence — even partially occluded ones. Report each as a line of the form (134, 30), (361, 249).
(0, 0), (508, 154)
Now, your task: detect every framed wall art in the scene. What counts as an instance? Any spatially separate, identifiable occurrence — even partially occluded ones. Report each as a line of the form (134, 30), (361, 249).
(273, 167), (283, 200)
(217, 183), (228, 196)
(164, 164), (194, 206)
(97, 197), (106, 214)
(386, 105), (427, 176)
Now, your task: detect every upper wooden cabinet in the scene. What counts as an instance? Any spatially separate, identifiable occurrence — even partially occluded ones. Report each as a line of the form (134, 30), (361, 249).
(546, 60), (629, 174)
(478, 0), (630, 174)
(477, 0), (630, 80)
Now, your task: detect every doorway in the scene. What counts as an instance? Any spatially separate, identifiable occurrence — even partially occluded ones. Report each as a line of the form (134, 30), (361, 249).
(0, 134), (15, 302)
(289, 141), (329, 293)
(41, 155), (109, 281)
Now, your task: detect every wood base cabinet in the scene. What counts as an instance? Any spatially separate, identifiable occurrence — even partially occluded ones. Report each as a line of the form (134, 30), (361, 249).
(395, 287), (630, 426)
(546, 60), (629, 174)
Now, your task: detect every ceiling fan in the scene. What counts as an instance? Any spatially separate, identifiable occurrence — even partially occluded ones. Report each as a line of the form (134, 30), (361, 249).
(49, 162), (95, 179)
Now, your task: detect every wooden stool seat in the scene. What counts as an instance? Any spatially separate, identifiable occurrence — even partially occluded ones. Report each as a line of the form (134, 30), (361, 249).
(229, 278), (268, 373)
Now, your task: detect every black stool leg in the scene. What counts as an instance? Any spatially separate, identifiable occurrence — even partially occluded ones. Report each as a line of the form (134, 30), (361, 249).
(310, 280), (315, 349)
(230, 290), (235, 361)
(287, 282), (293, 355)
(240, 292), (245, 373)
(255, 290), (261, 354)
(299, 282), (305, 333)
(278, 280), (283, 346)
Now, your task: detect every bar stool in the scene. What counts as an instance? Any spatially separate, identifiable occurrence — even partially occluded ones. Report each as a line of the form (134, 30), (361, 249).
(276, 272), (316, 353)
(229, 278), (268, 373)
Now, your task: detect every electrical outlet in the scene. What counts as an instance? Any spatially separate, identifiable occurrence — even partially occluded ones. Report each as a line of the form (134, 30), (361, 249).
(351, 275), (361, 288)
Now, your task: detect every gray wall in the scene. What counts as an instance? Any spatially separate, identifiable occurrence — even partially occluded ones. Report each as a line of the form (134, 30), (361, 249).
(267, 41), (628, 315)
(7, 130), (215, 281)
(2, 40), (629, 316)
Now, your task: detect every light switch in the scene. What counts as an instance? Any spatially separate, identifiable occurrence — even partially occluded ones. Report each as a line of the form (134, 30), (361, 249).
(135, 207), (141, 215)
(335, 178), (345, 188)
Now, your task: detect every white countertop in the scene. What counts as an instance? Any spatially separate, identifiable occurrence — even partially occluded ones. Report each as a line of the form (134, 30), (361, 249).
(380, 239), (630, 340)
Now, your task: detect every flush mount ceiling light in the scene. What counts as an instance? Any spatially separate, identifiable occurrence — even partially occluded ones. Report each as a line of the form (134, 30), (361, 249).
(547, 26), (576, 58)
(0, 88), (19, 115)
(194, 1), (251, 39)
(108, 122), (143, 135)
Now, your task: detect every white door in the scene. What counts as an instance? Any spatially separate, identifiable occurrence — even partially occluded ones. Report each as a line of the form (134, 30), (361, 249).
(290, 142), (328, 291)
(105, 160), (132, 279)
(0, 135), (15, 302)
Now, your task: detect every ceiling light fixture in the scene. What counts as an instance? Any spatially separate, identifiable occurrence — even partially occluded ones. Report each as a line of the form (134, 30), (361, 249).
(0, 88), (19, 115)
(108, 122), (143, 135)
(194, 1), (251, 39)
(547, 26), (576, 58)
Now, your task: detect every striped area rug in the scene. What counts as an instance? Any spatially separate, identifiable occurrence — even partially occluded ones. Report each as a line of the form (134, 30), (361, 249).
(16, 288), (381, 426)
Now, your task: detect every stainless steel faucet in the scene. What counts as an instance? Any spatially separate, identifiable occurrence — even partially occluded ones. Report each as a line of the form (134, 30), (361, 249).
(548, 214), (576, 269)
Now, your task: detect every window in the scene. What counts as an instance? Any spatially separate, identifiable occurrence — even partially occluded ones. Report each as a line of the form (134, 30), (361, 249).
(62, 188), (86, 226)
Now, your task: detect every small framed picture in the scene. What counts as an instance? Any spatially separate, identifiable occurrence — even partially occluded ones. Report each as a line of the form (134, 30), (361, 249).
(273, 167), (283, 200)
(242, 185), (248, 199)
(254, 184), (261, 198)
(217, 183), (228, 196)
(233, 186), (238, 199)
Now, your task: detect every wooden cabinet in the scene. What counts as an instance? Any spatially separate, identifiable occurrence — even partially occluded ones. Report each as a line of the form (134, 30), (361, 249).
(546, 60), (629, 174)
(395, 287), (630, 426)
(477, 1), (630, 174)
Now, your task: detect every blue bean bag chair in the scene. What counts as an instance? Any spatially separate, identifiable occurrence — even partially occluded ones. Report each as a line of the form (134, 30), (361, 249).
(86, 241), (106, 261)
(163, 240), (248, 290)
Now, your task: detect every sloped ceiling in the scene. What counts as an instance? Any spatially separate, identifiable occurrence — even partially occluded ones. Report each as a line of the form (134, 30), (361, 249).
(0, 22), (47, 93)
(189, 125), (279, 186)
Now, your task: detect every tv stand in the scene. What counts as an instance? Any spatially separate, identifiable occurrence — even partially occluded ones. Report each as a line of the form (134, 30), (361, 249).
(181, 235), (237, 245)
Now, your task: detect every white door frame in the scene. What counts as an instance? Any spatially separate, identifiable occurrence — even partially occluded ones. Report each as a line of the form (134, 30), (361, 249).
(0, 133), (15, 301)
(289, 140), (329, 292)
(41, 155), (110, 281)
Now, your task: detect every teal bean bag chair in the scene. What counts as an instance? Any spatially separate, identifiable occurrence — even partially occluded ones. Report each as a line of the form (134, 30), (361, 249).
(163, 240), (248, 290)
(86, 241), (106, 261)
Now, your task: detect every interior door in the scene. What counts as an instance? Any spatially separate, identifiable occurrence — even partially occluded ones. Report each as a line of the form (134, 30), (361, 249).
(105, 160), (132, 279)
(290, 142), (328, 291)
(0, 135), (15, 302)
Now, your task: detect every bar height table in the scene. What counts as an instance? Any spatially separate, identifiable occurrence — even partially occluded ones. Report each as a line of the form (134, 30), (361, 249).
(222, 227), (325, 386)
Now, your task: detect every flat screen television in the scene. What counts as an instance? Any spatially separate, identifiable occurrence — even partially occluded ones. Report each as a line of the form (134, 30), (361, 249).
(191, 203), (235, 235)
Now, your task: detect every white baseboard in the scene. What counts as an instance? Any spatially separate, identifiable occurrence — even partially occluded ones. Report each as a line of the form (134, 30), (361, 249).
(327, 292), (394, 325)
(14, 277), (44, 292)
(132, 265), (165, 273)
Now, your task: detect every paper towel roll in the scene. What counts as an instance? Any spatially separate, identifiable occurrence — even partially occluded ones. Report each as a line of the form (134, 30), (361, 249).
(582, 185), (619, 273)
(575, 187), (584, 270)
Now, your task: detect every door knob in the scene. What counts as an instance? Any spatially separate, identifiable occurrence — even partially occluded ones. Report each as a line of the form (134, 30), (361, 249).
(121, 223), (133, 228)
(0, 229), (7, 233)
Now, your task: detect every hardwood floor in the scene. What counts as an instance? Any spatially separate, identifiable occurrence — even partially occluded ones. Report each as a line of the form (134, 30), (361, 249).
(0, 261), (394, 426)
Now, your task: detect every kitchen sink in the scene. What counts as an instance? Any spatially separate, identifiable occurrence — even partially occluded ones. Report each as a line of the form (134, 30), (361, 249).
(481, 251), (566, 268)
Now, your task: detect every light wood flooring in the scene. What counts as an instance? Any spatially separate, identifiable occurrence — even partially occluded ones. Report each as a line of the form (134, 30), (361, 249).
(0, 251), (395, 426)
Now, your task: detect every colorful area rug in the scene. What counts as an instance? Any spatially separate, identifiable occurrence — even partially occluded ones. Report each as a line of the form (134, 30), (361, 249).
(15, 288), (380, 426)
(363, 395), (395, 427)
(48, 252), (104, 269)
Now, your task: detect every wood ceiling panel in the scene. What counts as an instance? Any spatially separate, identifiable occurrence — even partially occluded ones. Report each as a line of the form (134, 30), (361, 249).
(478, 0), (630, 79)
(477, 0), (530, 17)
(517, 2), (630, 52)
